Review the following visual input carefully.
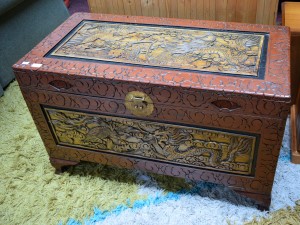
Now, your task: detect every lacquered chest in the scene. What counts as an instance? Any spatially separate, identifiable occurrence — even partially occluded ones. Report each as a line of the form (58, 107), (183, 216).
(13, 13), (290, 210)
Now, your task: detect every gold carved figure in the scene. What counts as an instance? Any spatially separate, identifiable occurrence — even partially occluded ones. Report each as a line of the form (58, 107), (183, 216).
(45, 108), (257, 175)
(50, 21), (264, 76)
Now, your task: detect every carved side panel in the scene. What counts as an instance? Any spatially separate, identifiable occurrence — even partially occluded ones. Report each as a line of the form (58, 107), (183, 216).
(44, 107), (257, 175)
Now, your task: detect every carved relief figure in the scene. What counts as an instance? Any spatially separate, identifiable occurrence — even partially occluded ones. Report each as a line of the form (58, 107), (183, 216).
(46, 108), (256, 175)
(51, 21), (264, 76)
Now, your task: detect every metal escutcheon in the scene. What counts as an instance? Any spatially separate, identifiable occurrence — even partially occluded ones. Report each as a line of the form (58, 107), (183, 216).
(125, 91), (154, 117)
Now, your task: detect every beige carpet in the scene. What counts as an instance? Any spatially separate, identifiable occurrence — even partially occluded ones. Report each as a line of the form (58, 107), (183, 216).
(0, 81), (148, 224)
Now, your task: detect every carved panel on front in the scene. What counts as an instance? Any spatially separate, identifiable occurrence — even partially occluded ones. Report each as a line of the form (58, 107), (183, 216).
(44, 107), (258, 175)
(48, 21), (267, 77)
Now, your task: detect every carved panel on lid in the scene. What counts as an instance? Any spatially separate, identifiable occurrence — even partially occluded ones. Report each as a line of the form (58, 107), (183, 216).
(48, 21), (267, 77)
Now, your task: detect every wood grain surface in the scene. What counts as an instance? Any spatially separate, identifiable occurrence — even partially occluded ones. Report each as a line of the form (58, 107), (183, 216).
(282, 2), (300, 164)
(88, 0), (279, 25)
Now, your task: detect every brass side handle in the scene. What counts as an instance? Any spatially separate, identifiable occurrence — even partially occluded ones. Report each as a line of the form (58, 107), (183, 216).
(49, 80), (73, 90)
(211, 100), (241, 111)
(125, 91), (154, 116)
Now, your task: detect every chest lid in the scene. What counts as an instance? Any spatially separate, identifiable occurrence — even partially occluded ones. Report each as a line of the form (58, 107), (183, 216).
(13, 13), (290, 101)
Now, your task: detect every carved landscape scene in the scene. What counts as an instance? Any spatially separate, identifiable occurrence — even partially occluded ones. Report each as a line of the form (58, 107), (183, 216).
(45, 108), (257, 175)
(51, 21), (265, 76)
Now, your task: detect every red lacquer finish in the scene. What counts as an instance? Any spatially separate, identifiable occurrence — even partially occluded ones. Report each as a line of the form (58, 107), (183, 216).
(13, 13), (291, 210)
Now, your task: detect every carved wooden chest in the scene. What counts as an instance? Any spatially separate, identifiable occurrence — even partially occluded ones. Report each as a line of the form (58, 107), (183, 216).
(13, 13), (290, 210)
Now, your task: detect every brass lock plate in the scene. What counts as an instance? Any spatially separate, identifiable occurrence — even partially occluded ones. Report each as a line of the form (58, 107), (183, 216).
(125, 91), (154, 117)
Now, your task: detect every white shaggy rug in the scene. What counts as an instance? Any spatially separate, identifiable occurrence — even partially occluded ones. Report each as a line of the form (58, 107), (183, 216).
(90, 119), (300, 225)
